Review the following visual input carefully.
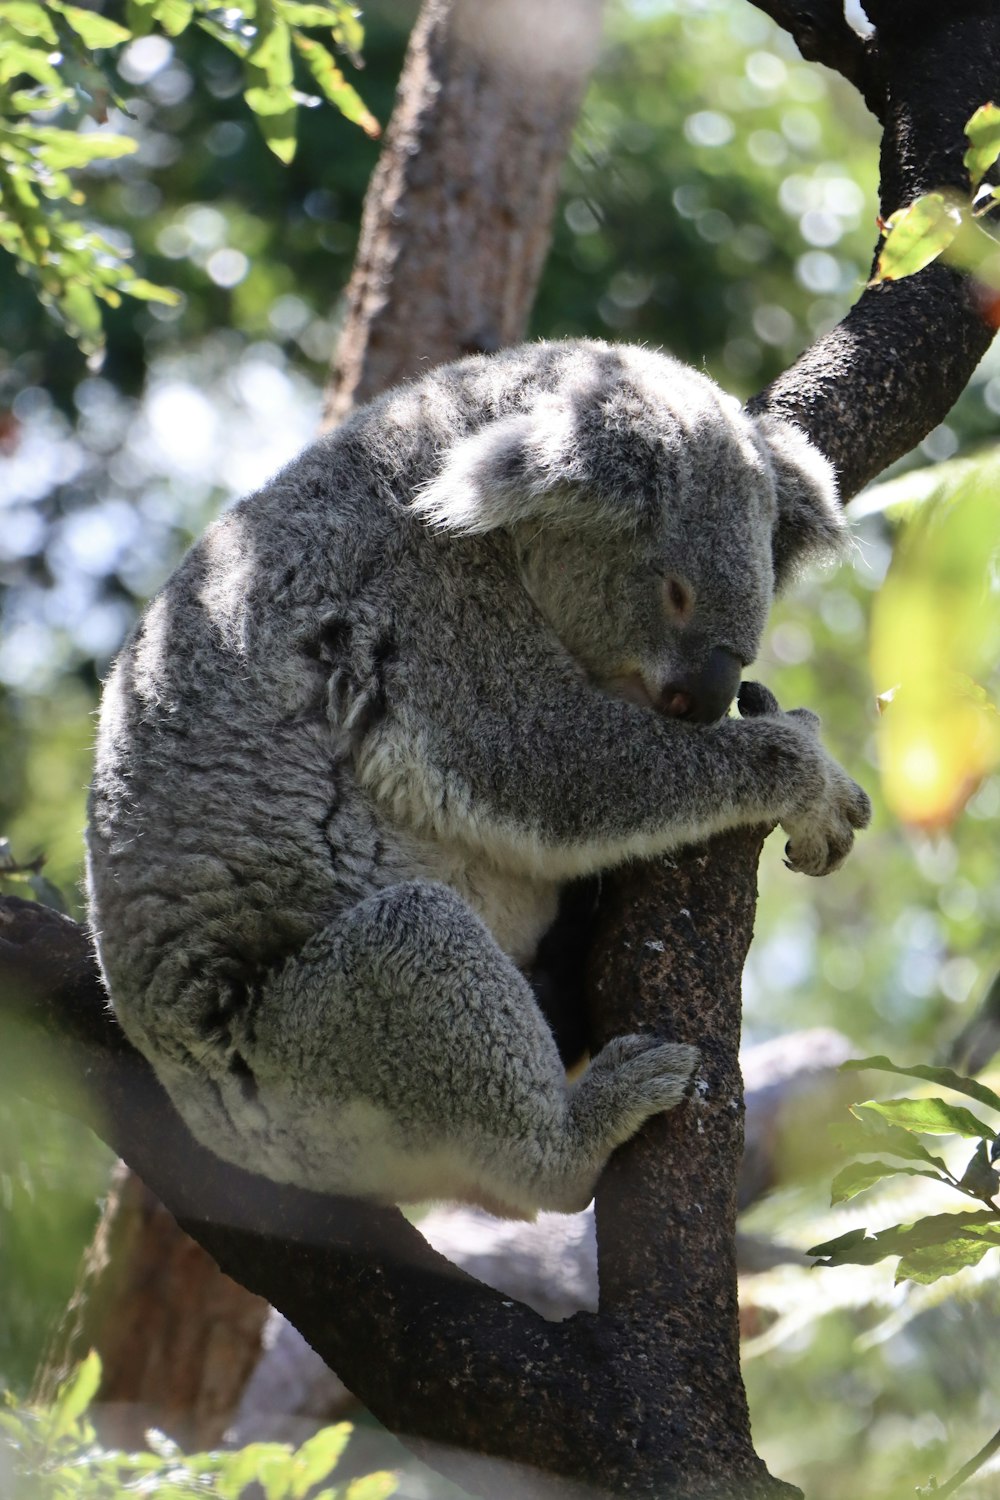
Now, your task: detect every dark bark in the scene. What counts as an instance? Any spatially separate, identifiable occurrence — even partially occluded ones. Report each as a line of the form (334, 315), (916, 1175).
(1, 866), (796, 1500)
(746, 1), (1000, 499)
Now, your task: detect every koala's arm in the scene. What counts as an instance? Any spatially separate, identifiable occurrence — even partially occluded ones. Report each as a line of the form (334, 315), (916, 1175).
(361, 629), (870, 881)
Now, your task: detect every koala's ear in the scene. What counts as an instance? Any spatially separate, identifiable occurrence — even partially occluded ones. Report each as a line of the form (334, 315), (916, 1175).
(411, 394), (656, 536)
(410, 412), (550, 535)
(754, 414), (843, 588)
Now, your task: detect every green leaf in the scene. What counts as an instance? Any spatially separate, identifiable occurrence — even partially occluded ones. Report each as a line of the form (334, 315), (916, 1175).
(897, 1235), (999, 1285)
(345, 1473), (398, 1500)
(830, 1160), (948, 1205)
(0, 38), (64, 88)
(48, 1351), (102, 1441)
(862, 1096), (997, 1140)
(121, 276), (180, 304)
(249, 5), (294, 87)
(0, 2), (58, 43)
(840, 1110), (951, 1172)
(965, 102), (1000, 188)
(292, 32), (378, 135)
(873, 193), (963, 283)
(276, 2), (345, 27)
(215, 1443), (295, 1500)
(152, 0), (194, 37)
(288, 1424), (353, 1497)
(808, 1226), (880, 1265)
(48, 1), (131, 48)
(812, 1211), (1000, 1269)
(244, 85), (297, 160)
(843, 1056), (1000, 1115)
(959, 1140), (1000, 1200)
(16, 125), (138, 170)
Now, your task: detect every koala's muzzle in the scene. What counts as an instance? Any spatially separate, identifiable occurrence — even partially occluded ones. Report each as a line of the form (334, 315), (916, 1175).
(658, 645), (742, 724)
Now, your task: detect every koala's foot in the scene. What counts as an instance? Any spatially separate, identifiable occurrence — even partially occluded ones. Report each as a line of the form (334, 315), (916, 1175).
(533, 1034), (700, 1213)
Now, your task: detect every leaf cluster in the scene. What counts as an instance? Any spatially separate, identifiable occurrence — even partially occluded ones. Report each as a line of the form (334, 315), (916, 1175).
(0, 1349), (397, 1500)
(812, 1056), (1000, 1286)
(0, 0), (375, 352)
(873, 103), (1000, 289)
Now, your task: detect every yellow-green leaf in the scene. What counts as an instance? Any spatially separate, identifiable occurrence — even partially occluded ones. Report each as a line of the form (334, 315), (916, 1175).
(873, 192), (963, 284)
(121, 276), (180, 304)
(871, 465), (1000, 829)
(964, 101), (1000, 188)
(863, 1096), (996, 1141)
(49, 0), (131, 48)
(152, 0), (193, 36)
(0, 1), (58, 42)
(345, 1473), (399, 1500)
(48, 1351), (102, 1440)
(292, 32), (378, 135)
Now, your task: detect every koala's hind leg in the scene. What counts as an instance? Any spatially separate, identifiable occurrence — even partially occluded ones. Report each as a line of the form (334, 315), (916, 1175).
(240, 880), (698, 1218)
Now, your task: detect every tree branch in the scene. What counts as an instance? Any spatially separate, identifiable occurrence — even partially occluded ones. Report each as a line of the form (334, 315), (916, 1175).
(747, 1), (1000, 499)
(0, 859), (798, 1499)
(745, 0), (880, 117)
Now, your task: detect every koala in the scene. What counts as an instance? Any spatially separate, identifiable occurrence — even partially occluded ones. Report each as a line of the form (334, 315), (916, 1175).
(86, 339), (871, 1220)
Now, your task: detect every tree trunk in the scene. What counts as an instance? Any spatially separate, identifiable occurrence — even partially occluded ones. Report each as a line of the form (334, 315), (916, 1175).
(323, 0), (603, 425)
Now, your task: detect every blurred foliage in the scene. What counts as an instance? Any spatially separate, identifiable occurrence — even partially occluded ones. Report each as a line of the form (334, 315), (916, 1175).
(0, 0), (375, 352)
(0, 1351), (397, 1498)
(2, 0), (1000, 1496)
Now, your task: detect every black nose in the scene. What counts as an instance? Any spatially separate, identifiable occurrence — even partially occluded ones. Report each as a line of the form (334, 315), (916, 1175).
(658, 646), (743, 724)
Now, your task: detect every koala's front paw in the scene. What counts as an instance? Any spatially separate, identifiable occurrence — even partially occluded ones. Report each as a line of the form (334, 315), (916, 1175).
(778, 706), (871, 876)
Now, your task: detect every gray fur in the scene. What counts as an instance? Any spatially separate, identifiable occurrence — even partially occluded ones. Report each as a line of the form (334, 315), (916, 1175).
(86, 339), (870, 1220)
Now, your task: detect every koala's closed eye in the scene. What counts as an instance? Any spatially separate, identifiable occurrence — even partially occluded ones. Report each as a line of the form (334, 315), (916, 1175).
(86, 337), (866, 1220)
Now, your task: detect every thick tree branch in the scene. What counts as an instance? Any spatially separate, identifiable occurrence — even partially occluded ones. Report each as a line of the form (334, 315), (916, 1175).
(746, 0), (880, 116)
(1, 869), (798, 1500)
(748, 1), (999, 498)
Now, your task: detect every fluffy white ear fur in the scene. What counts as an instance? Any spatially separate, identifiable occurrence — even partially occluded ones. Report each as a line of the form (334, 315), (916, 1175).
(411, 412), (549, 535)
(754, 414), (843, 587)
(411, 394), (646, 537)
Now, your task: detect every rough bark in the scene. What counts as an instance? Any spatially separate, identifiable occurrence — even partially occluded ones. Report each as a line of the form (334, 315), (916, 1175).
(323, 0), (603, 426)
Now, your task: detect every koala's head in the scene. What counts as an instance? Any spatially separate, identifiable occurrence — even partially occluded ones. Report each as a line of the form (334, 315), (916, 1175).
(413, 342), (841, 724)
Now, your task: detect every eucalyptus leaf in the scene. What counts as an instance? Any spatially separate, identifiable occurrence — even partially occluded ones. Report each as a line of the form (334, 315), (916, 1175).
(862, 1095), (997, 1141)
(841, 1109), (951, 1172)
(292, 32), (378, 135)
(897, 1236), (999, 1286)
(830, 1159), (948, 1205)
(964, 101), (1000, 188)
(873, 193), (963, 283)
(843, 1056), (1000, 1115)
(0, 2), (58, 44)
(48, 0), (131, 49)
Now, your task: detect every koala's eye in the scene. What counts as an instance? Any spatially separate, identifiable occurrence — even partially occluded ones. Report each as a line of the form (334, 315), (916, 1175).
(661, 573), (695, 624)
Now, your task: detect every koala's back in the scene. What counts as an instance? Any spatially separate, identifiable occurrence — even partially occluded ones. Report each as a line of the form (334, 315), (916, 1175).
(87, 344), (576, 1067)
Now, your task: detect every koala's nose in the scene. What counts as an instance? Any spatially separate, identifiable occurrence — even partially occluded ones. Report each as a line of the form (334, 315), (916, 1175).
(658, 646), (743, 724)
